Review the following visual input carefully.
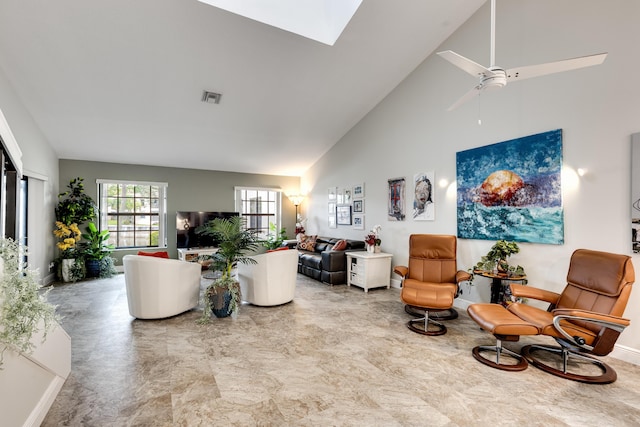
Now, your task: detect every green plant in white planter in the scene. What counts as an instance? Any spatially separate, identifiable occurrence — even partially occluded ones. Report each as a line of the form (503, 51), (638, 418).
(0, 238), (59, 367)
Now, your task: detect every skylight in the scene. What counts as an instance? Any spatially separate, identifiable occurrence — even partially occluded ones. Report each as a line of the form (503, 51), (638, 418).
(197, 0), (363, 46)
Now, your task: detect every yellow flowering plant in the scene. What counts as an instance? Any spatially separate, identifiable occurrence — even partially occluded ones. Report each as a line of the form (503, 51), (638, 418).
(53, 221), (82, 258)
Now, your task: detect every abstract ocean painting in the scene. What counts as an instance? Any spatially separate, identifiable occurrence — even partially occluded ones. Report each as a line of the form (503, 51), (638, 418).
(456, 129), (564, 244)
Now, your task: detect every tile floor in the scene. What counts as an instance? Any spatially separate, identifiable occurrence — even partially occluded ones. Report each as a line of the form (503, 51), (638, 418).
(42, 273), (640, 426)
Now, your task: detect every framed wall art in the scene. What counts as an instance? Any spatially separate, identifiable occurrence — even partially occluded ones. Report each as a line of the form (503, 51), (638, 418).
(353, 214), (364, 230)
(336, 205), (352, 225)
(353, 199), (364, 213)
(353, 183), (365, 198)
(328, 187), (337, 201)
(413, 172), (435, 221)
(388, 177), (406, 221)
(456, 129), (564, 244)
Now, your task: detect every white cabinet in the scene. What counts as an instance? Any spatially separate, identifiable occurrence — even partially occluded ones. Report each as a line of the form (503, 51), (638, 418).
(347, 252), (393, 292)
(177, 247), (218, 262)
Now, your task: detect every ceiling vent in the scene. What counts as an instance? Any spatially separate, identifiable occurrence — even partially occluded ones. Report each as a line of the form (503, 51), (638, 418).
(201, 91), (222, 104)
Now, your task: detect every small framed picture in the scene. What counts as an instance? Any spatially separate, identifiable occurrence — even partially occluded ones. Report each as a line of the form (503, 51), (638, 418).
(353, 199), (364, 213)
(343, 188), (352, 205)
(353, 183), (365, 198)
(353, 214), (364, 230)
(336, 205), (352, 225)
(328, 187), (337, 201)
(328, 202), (336, 214)
(328, 215), (337, 228)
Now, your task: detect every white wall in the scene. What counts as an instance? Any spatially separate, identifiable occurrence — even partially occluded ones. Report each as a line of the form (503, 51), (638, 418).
(302, 0), (640, 360)
(0, 66), (59, 282)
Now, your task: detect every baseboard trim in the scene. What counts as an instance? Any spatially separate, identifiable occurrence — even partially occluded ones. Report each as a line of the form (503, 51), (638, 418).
(455, 298), (639, 366)
(42, 272), (56, 287)
(609, 344), (640, 366)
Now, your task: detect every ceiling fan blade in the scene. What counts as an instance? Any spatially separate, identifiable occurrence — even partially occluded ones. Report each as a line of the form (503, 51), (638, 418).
(437, 50), (492, 77)
(506, 52), (607, 82)
(447, 85), (481, 111)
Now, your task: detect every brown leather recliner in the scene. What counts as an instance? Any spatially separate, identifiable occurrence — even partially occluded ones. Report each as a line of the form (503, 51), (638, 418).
(468, 249), (634, 384)
(394, 234), (471, 335)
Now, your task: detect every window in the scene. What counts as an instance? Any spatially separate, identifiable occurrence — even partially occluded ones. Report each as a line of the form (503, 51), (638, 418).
(97, 180), (167, 249)
(235, 187), (282, 239)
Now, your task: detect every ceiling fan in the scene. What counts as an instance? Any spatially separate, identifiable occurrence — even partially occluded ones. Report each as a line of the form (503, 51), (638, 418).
(437, 0), (607, 111)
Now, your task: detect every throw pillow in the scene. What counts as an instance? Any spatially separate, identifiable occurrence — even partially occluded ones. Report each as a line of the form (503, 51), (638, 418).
(267, 246), (290, 253)
(138, 251), (170, 259)
(331, 239), (348, 251)
(297, 235), (317, 251)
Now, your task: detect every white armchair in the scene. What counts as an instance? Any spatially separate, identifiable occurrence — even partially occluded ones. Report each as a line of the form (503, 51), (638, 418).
(238, 249), (298, 306)
(123, 255), (202, 319)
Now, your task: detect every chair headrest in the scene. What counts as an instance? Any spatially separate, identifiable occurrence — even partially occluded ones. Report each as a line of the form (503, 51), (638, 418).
(567, 249), (635, 296)
(409, 234), (456, 260)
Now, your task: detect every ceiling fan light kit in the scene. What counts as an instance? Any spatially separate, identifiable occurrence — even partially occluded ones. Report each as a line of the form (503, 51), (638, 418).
(438, 0), (607, 111)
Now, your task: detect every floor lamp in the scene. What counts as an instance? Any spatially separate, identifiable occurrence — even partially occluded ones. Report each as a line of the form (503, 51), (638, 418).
(288, 194), (304, 219)
(287, 194), (305, 232)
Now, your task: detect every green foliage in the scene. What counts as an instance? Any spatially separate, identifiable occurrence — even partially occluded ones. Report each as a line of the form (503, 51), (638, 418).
(55, 177), (97, 225)
(0, 238), (59, 367)
(98, 256), (117, 278)
(474, 240), (526, 277)
(263, 222), (288, 250)
(196, 216), (259, 322)
(80, 222), (115, 260)
(68, 257), (86, 282)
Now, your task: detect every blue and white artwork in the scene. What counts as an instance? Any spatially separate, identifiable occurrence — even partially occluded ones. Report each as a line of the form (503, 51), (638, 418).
(456, 129), (564, 244)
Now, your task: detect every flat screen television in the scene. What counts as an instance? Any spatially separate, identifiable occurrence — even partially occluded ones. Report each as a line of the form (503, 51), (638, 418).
(176, 211), (239, 249)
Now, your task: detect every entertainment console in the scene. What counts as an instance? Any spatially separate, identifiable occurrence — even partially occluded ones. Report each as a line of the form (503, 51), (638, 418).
(177, 247), (218, 262)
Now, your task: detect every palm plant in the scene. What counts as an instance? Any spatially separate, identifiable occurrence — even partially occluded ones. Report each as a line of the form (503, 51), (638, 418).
(196, 216), (259, 320)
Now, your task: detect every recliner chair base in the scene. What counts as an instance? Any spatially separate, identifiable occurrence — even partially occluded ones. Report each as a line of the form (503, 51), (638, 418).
(405, 304), (459, 320)
(521, 344), (617, 384)
(471, 338), (528, 371)
(407, 314), (447, 336)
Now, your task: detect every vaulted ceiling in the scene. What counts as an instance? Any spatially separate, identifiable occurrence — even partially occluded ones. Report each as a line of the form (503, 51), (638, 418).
(0, 0), (485, 176)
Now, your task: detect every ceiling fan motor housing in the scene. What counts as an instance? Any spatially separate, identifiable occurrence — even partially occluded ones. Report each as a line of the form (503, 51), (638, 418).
(480, 67), (507, 90)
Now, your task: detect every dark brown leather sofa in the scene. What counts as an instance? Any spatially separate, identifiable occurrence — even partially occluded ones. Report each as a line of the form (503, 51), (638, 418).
(289, 237), (365, 285)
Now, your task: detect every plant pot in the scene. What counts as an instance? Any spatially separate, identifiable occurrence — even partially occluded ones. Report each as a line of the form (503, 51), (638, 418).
(85, 259), (100, 278)
(366, 245), (375, 253)
(209, 290), (233, 318)
(61, 259), (76, 282)
(60, 258), (81, 282)
(374, 245), (381, 253)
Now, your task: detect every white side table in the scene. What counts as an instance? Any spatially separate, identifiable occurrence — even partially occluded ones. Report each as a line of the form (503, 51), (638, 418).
(347, 251), (393, 292)
(177, 247), (218, 262)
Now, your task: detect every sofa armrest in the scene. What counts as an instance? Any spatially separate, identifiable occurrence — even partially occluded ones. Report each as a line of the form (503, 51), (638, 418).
(321, 250), (347, 272)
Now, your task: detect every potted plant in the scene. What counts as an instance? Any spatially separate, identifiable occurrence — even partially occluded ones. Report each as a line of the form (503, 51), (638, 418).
(473, 240), (525, 277)
(364, 224), (382, 253)
(263, 222), (288, 250)
(55, 177), (97, 226)
(0, 238), (59, 367)
(196, 216), (259, 321)
(53, 221), (85, 282)
(80, 222), (115, 278)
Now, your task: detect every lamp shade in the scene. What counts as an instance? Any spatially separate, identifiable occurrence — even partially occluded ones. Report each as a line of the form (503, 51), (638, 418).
(288, 194), (305, 206)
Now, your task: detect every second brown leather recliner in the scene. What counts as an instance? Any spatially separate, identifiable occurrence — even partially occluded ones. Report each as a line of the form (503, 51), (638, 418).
(394, 234), (471, 335)
(468, 249), (635, 383)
